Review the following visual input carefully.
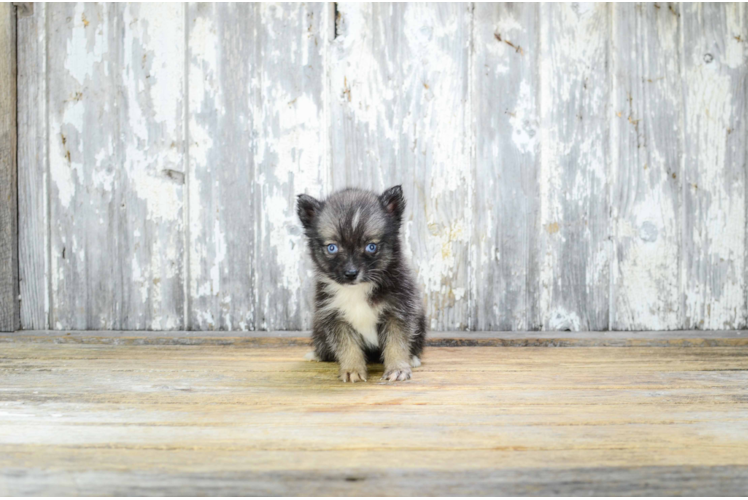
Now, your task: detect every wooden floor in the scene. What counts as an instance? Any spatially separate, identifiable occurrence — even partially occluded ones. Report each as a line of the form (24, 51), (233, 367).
(1, 333), (748, 495)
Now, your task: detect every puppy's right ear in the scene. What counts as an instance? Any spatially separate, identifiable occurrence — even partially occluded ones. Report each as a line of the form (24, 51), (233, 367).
(297, 194), (322, 230)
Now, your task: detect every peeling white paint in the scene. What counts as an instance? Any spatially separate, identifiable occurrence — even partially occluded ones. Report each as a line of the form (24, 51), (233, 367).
(262, 193), (300, 314)
(130, 169), (182, 223)
(136, 4), (183, 132)
(724, 4), (747, 69)
(539, 3), (610, 330)
(49, 146), (77, 209)
(681, 2), (746, 329)
(210, 217), (226, 295)
(547, 308), (582, 331)
(131, 254), (147, 305)
(24, 3), (748, 332)
(509, 81), (537, 154)
(64, 4), (108, 86)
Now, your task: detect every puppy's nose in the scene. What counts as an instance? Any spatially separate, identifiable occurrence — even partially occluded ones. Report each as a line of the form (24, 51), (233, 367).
(344, 269), (359, 281)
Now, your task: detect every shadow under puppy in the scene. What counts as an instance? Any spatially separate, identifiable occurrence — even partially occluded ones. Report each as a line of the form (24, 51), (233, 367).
(297, 186), (426, 383)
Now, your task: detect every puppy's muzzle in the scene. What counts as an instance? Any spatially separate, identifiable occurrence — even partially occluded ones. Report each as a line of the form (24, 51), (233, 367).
(343, 269), (359, 282)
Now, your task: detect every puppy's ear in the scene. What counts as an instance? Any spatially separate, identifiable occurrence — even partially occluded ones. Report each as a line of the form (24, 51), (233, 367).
(297, 194), (322, 230)
(380, 185), (405, 224)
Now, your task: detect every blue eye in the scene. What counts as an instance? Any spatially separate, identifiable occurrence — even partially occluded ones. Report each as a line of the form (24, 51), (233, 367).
(327, 244), (338, 254)
(365, 243), (377, 253)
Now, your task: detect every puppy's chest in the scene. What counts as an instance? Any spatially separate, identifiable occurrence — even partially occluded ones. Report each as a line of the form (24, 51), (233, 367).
(325, 284), (383, 348)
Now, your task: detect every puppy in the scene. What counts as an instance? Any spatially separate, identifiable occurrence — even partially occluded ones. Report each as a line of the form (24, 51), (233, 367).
(297, 186), (426, 383)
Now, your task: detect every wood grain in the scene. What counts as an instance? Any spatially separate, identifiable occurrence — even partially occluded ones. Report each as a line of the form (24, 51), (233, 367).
(17, 3), (48, 330)
(118, 4), (186, 330)
(187, 3), (257, 331)
(13, 3), (748, 332)
(4, 329), (748, 348)
(472, 3), (541, 330)
(47, 4), (119, 330)
(3, 463), (747, 496)
(0, 3), (19, 332)
(610, 3), (682, 330)
(252, 3), (328, 331)
(1, 339), (748, 494)
(329, 3), (472, 331)
(187, 3), (326, 331)
(539, 3), (611, 331)
(681, 3), (748, 330)
(45, 5), (186, 330)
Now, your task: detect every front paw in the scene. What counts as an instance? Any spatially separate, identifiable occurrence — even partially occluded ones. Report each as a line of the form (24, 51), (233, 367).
(382, 366), (412, 382)
(340, 366), (367, 383)
(304, 351), (321, 362)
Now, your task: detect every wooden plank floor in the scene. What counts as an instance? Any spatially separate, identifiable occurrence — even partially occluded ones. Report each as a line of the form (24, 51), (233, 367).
(1, 335), (748, 495)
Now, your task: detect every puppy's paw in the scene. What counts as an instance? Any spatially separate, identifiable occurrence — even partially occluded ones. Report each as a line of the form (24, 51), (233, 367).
(382, 366), (412, 382)
(410, 355), (421, 368)
(304, 351), (321, 362)
(340, 366), (367, 383)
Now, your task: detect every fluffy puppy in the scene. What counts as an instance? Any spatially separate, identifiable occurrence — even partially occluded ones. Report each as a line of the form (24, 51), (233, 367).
(297, 186), (426, 383)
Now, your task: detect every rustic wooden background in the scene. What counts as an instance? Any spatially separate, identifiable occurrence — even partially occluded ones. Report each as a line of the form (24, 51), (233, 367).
(15, 3), (748, 332)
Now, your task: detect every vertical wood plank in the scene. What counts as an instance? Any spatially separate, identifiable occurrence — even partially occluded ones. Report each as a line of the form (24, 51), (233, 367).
(188, 3), (327, 331)
(329, 3), (472, 331)
(253, 3), (328, 330)
(187, 3), (257, 330)
(48, 4), (186, 329)
(472, 3), (540, 330)
(17, 3), (48, 329)
(539, 3), (611, 331)
(681, 3), (747, 329)
(47, 4), (122, 329)
(610, 3), (682, 330)
(0, 2), (19, 331)
(118, 4), (186, 329)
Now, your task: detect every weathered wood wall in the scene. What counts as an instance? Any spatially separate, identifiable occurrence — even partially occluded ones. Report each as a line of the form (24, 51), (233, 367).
(15, 3), (748, 332)
(0, 3), (19, 332)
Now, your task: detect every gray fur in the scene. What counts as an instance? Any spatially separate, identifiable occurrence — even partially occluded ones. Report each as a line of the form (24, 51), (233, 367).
(297, 186), (427, 382)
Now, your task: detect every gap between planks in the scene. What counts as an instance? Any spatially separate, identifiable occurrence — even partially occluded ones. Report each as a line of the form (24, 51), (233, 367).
(1, 330), (747, 348)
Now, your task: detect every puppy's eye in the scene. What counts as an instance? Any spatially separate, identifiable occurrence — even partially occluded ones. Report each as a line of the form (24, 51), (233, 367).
(327, 244), (339, 254)
(365, 243), (377, 253)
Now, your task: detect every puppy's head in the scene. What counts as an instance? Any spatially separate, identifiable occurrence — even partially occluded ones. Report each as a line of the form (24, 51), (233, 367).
(297, 186), (405, 285)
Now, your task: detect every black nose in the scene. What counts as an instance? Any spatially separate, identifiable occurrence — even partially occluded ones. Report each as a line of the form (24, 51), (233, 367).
(344, 269), (359, 281)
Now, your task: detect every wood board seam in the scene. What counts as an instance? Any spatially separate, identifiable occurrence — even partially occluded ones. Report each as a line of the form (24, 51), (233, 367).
(183, 3), (190, 332)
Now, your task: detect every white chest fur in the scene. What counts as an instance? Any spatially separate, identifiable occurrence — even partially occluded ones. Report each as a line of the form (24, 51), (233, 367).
(321, 280), (382, 348)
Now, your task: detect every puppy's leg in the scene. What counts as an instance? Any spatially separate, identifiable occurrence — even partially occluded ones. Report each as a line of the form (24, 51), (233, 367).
(381, 319), (413, 382)
(332, 323), (367, 383)
(308, 322), (336, 362)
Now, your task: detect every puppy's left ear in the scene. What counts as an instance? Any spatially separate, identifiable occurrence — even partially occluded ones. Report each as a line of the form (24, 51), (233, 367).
(297, 194), (322, 230)
(380, 185), (405, 224)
